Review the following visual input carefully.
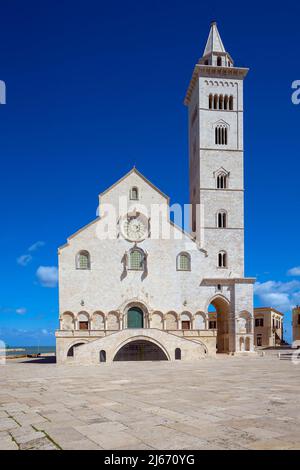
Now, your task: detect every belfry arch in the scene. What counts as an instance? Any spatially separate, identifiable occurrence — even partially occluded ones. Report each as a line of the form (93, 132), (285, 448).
(208, 296), (231, 353)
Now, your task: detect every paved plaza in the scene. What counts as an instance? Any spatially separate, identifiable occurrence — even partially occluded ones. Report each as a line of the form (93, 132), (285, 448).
(1, 354), (300, 450)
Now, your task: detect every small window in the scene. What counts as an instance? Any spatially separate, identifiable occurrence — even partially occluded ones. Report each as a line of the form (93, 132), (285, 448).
(229, 96), (234, 110)
(130, 187), (139, 200)
(209, 94), (213, 109)
(175, 348), (181, 360)
(255, 318), (264, 327)
(100, 350), (106, 362)
(182, 320), (191, 330)
(76, 250), (90, 270)
(79, 321), (89, 330)
(177, 253), (191, 271)
(217, 211), (227, 228)
(218, 251), (227, 268)
(209, 320), (217, 329)
(217, 56), (222, 66)
(129, 249), (144, 270)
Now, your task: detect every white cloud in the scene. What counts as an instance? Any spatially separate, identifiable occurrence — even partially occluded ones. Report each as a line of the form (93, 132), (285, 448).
(36, 266), (58, 288)
(17, 254), (32, 266)
(16, 308), (27, 315)
(17, 241), (45, 267)
(287, 266), (300, 276)
(254, 280), (300, 311)
(28, 241), (45, 252)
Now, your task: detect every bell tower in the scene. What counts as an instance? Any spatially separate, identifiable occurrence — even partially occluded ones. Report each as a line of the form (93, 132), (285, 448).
(185, 22), (249, 278)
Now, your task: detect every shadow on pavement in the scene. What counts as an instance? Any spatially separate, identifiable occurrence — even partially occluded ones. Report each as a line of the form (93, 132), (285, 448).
(20, 356), (56, 364)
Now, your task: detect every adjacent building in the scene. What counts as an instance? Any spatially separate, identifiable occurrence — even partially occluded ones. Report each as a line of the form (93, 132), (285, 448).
(56, 22), (256, 364)
(254, 307), (284, 347)
(292, 306), (300, 347)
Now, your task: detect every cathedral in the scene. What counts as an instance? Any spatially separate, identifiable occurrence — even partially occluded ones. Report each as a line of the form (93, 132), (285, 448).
(56, 22), (255, 364)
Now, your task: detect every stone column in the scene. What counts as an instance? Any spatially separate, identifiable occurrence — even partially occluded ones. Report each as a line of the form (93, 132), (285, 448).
(177, 314), (181, 330)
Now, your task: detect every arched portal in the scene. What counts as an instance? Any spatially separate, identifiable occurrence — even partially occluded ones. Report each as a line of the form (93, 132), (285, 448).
(208, 296), (230, 353)
(113, 340), (168, 361)
(127, 307), (144, 328)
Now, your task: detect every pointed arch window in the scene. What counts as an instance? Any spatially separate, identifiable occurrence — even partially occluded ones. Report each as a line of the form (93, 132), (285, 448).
(76, 250), (91, 270)
(129, 248), (144, 271)
(217, 56), (222, 66)
(177, 252), (191, 271)
(217, 211), (227, 228)
(209, 94), (213, 109)
(130, 186), (139, 200)
(218, 251), (227, 268)
(229, 95), (234, 110)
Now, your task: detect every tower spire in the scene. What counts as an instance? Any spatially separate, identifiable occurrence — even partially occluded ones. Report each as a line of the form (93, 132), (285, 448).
(199, 21), (233, 68)
(203, 21), (226, 56)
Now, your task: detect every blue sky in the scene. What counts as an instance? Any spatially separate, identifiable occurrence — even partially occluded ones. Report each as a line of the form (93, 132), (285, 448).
(0, 0), (299, 345)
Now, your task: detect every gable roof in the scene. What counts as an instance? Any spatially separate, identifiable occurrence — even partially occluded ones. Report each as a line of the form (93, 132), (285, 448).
(100, 167), (170, 203)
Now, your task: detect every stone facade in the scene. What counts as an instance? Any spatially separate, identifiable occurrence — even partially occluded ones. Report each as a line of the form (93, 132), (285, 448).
(292, 306), (300, 347)
(56, 22), (255, 364)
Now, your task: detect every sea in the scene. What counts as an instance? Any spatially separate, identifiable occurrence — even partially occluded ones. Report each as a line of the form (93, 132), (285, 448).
(4, 346), (56, 357)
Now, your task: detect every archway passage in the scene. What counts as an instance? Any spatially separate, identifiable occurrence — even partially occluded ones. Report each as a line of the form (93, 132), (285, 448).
(208, 297), (230, 353)
(127, 307), (144, 328)
(113, 340), (168, 361)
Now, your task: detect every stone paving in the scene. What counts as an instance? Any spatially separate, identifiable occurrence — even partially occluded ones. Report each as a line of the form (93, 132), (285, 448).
(1, 355), (300, 450)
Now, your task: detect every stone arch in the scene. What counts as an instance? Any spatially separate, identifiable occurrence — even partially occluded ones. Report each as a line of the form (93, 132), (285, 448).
(112, 335), (170, 361)
(165, 311), (178, 330)
(194, 312), (206, 330)
(107, 311), (119, 330)
(245, 337), (251, 351)
(239, 336), (245, 352)
(151, 311), (164, 329)
(67, 340), (88, 357)
(92, 311), (105, 330)
(61, 311), (75, 330)
(207, 295), (231, 353)
(77, 311), (90, 330)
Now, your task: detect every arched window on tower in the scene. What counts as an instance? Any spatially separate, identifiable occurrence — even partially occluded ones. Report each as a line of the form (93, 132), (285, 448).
(217, 56), (222, 66)
(229, 95), (234, 110)
(218, 251), (227, 268)
(219, 95), (223, 110)
(215, 125), (228, 145)
(76, 250), (91, 270)
(216, 173), (228, 189)
(213, 94), (218, 110)
(217, 211), (227, 228)
(224, 95), (229, 110)
(209, 94), (213, 109)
